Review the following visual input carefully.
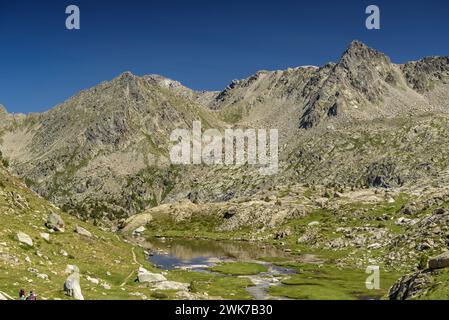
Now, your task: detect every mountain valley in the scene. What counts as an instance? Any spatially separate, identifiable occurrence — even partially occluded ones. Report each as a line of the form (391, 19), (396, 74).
(2, 40), (449, 300)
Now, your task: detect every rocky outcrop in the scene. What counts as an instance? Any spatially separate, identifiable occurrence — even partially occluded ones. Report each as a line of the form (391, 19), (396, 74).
(402, 57), (449, 93)
(153, 281), (189, 291)
(428, 251), (449, 269)
(137, 267), (166, 283)
(46, 211), (65, 232)
(15, 232), (33, 247)
(366, 160), (403, 188)
(389, 250), (449, 300)
(388, 271), (432, 300)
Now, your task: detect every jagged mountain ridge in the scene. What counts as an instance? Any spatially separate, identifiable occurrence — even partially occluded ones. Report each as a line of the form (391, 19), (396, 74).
(1, 40), (449, 223)
(210, 41), (449, 130)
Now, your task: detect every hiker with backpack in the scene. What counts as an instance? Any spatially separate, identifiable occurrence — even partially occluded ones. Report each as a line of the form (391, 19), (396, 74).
(26, 290), (37, 300)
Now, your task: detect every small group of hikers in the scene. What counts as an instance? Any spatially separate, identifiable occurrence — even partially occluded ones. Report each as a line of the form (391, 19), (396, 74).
(19, 289), (37, 300)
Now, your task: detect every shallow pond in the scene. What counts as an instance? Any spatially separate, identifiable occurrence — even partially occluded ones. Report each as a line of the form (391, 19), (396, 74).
(145, 237), (290, 270)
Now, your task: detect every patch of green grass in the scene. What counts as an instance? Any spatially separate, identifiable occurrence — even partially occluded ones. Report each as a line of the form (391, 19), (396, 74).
(268, 283), (356, 300)
(417, 269), (449, 300)
(167, 270), (216, 283)
(258, 256), (292, 264)
(192, 276), (253, 300)
(166, 269), (254, 299)
(210, 262), (268, 276)
(267, 263), (400, 300)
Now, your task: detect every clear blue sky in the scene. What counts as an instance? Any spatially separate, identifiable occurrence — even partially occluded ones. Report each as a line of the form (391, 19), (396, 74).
(1, 0), (448, 113)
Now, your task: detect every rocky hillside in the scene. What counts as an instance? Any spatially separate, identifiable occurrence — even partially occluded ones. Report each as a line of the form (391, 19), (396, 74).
(1, 41), (449, 226)
(0, 158), (156, 300)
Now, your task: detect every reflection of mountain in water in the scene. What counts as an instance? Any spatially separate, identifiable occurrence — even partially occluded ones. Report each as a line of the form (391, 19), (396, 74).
(145, 237), (288, 261)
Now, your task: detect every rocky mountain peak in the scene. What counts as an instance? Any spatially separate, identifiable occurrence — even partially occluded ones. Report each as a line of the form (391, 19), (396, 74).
(112, 72), (191, 93)
(339, 40), (391, 68)
(117, 71), (135, 79)
(346, 40), (371, 52)
(143, 74), (185, 90)
(107, 71), (141, 93)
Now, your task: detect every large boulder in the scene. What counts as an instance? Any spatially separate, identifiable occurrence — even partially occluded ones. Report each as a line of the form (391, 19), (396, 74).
(137, 267), (166, 283)
(16, 232), (33, 246)
(64, 266), (84, 300)
(428, 251), (449, 269)
(153, 281), (189, 291)
(46, 211), (65, 232)
(0, 292), (8, 300)
(75, 225), (92, 238)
